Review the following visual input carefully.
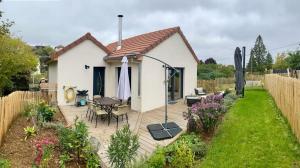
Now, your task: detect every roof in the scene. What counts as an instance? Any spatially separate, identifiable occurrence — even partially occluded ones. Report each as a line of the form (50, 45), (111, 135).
(50, 33), (110, 61)
(50, 27), (199, 63)
(106, 27), (199, 63)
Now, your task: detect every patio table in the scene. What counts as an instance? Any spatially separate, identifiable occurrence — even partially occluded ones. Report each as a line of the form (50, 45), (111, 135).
(94, 97), (120, 125)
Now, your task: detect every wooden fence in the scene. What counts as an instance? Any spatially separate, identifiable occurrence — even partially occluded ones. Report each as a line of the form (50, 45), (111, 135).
(0, 91), (40, 145)
(264, 74), (300, 141)
(197, 75), (264, 92)
(40, 83), (57, 105)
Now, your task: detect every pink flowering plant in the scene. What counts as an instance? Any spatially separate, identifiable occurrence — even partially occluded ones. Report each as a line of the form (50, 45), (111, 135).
(190, 94), (224, 133)
(33, 137), (57, 167)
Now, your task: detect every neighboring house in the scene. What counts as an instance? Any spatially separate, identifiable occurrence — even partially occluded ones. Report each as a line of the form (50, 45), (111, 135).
(48, 26), (199, 112)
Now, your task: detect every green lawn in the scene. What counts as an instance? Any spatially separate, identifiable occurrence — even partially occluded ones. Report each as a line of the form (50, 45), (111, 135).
(200, 88), (300, 168)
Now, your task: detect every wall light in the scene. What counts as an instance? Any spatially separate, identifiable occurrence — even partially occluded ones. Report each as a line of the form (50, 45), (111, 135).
(85, 65), (90, 69)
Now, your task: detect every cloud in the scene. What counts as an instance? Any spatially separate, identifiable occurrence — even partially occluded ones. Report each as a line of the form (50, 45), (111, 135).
(1, 0), (300, 64)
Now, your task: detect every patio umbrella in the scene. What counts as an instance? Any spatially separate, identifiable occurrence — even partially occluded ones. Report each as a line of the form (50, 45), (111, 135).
(234, 47), (243, 95)
(117, 56), (131, 100)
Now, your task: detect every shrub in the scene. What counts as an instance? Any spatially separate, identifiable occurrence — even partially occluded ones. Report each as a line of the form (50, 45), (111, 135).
(184, 109), (199, 133)
(23, 101), (37, 119)
(37, 101), (56, 122)
(169, 140), (194, 168)
(108, 125), (139, 168)
(0, 159), (10, 168)
(191, 94), (224, 133)
(175, 133), (207, 160)
(145, 148), (165, 168)
(84, 145), (101, 168)
(24, 126), (37, 140)
(223, 93), (239, 110)
(58, 118), (100, 166)
(58, 118), (88, 160)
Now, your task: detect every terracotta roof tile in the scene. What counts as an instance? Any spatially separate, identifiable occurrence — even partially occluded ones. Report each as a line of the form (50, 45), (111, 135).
(50, 27), (199, 63)
(106, 26), (199, 63)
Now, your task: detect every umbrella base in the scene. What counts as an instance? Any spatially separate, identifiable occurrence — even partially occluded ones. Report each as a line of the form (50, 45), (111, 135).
(147, 122), (182, 140)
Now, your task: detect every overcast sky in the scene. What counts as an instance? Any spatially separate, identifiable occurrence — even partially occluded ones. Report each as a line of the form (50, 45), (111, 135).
(1, 0), (300, 65)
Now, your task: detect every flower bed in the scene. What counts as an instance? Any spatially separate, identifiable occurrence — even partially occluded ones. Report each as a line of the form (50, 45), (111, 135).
(0, 101), (100, 168)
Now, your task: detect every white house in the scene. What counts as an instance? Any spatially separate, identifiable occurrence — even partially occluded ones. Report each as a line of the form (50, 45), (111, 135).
(48, 26), (199, 112)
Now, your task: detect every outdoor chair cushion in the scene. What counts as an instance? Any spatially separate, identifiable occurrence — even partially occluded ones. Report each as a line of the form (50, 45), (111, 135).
(112, 110), (127, 116)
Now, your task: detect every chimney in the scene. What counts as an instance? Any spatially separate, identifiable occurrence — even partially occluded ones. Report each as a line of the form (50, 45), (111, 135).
(117, 14), (123, 50)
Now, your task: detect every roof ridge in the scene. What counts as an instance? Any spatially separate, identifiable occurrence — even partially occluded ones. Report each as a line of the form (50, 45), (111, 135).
(50, 33), (110, 61)
(107, 26), (180, 47)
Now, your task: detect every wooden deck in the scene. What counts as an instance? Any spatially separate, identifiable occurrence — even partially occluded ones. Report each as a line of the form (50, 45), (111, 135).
(59, 100), (187, 168)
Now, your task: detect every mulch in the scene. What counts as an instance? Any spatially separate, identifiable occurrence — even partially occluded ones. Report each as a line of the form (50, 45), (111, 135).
(0, 109), (84, 168)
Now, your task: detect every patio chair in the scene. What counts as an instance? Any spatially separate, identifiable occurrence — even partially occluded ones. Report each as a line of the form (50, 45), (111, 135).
(93, 95), (102, 100)
(91, 105), (109, 128)
(195, 87), (206, 96)
(85, 100), (93, 121)
(112, 102), (129, 129)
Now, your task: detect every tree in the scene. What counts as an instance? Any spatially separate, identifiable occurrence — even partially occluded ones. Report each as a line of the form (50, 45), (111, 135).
(204, 57), (217, 64)
(0, 35), (38, 96)
(265, 52), (273, 70)
(272, 53), (288, 70)
(247, 35), (267, 73)
(286, 50), (300, 70)
(0, 10), (14, 36)
(33, 46), (54, 73)
(197, 64), (234, 80)
(0, 8), (38, 95)
(247, 49), (257, 73)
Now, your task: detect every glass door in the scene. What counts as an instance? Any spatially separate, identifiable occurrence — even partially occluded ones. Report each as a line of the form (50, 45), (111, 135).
(168, 68), (183, 101)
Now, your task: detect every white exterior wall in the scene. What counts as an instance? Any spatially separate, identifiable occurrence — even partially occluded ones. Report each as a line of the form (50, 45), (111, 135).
(140, 33), (198, 112)
(104, 62), (141, 112)
(57, 40), (108, 105)
(48, 62), (57, 83)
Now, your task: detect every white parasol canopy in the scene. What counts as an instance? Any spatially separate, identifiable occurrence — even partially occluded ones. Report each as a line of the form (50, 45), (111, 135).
(117, 56), (131, 100)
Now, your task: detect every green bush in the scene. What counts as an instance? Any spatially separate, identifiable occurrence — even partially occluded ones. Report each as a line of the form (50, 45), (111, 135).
(223, 93), (239, 110)
(175, 133), (207, 160)
(84, 145), (101, 168)
(58, 118), (100, 166)
(169, 140), (194, 168)
(37, 101), (56, 122)
(108, 125), (139, 168)
(139, 133), (206, 167)
(0, 159), (10, 168)
(23, 101), (37, 119)
(145, 148), (165, 168)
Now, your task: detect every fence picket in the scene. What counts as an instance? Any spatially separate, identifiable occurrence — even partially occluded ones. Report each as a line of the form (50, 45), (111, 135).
(0, 91), (40, 145)
(265, 74), (300, 142)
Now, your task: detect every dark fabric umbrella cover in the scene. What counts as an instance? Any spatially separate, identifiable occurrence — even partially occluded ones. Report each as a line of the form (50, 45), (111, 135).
(234, 47), (244, 95)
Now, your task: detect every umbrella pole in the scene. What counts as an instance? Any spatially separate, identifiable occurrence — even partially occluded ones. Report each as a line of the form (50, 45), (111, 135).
(164, 64), (168, 128)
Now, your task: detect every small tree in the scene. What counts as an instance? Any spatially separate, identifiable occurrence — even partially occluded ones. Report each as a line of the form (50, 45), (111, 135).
(108, 125), (139, 168)
(286, 50), (300, 70)
(204, 58), (217, 64)
(265, 52), (273, 70)
(273, 53), (288, 70)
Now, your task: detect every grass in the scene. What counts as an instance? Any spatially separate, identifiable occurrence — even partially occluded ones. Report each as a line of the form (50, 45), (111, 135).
(200, 88), (300, 168)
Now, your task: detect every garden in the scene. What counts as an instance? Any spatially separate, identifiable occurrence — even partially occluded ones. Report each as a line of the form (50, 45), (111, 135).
(116, 88), (300, 168)
(1, 88), (300, 168)
(0, 101), (101, 168)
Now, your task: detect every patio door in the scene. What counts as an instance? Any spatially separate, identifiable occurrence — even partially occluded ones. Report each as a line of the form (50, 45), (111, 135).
(168, 68), (183, 101)
(93, 67), (105, 96)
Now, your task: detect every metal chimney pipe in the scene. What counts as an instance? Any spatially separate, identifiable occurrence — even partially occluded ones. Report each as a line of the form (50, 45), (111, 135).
(117, 14), (123, 50)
